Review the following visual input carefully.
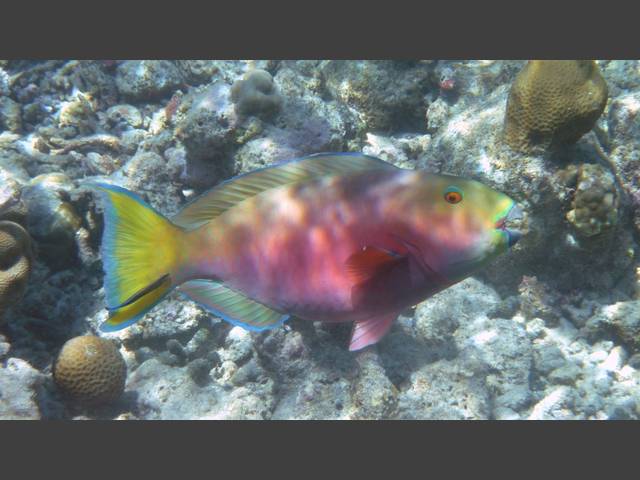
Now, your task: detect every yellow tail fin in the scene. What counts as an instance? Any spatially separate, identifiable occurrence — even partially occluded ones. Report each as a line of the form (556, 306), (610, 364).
(91, 183), (185, 331)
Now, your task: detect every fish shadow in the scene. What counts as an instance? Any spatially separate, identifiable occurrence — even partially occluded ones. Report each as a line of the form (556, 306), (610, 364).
(288, 315), (457, 388)
(376, 320), (459, 389)
(288, 318), (359, 376)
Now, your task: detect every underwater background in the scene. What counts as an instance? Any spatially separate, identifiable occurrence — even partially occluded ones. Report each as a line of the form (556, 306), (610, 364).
(0, 59), (639, 420)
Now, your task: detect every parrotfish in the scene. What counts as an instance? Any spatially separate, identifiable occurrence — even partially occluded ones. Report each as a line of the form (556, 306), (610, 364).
(91, 153), (522, 351)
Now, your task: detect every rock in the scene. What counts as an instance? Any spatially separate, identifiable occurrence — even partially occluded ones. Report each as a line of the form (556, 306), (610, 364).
(187, 358), (213, 386)
(127, 358), (219, 419)
(0, 66), (9, 96)
(230, 357), (267, 387)
(528, 386), (576, 420)
(397, 359), (491, 419)
(602, 346), (626, 372)
(586, 301), (640, 351)
(458, 318), (533, 411)
(608, 91), (640, 143)
(518, 275), (560, 326)
(106, 104), (143, 130)
(0, 333), (9, 358)
(115, 61), (183, 102)
(548, 363), (582, 385)
(129, 356), (274, 419)
(174, 82), (237, 187)
(533, 343), (566, 375)
(21, 173), (83, 270)
(493, 407), (521, 420)
(602, 60), (640, 94)
(0, 172), (25, 224)
(0, 97), (22, 133)
(415, 277), (500, 345)
(275, 65), (362, 152)
(426, 97), (450, 132)
(362, 132), (431, 169)
(110, 298), (208, 351)
(350, 350), (398, 419)
(184, 327), (216, 359)
(321, 60), (433, 132)
(57, 91), (97, 135)
(222, 326), (254, 365)
(176, 60), (221, 85)
(118, 151), (184, 215)
(119, 128), (147, 154)
(0, 357), (43, 419)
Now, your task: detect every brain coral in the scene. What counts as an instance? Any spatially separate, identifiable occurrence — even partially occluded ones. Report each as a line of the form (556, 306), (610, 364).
(0, 221), (32, 312)
(503, 61), (608, 153)
(53, 335), (127, 405)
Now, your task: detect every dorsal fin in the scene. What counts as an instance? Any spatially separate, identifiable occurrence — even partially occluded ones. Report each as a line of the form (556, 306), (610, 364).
(171, 153), (397, 229)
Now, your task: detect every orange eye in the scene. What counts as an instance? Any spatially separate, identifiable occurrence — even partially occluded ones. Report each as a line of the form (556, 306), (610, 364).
(444, 187), (463, 204)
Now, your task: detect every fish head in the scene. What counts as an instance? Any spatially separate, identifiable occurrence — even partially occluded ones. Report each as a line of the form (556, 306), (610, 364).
(410, 173), (523, 281)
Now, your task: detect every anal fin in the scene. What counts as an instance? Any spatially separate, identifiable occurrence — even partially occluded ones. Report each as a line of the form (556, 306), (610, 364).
(349, 312), (398, 351)
(178, 280), (289, 331)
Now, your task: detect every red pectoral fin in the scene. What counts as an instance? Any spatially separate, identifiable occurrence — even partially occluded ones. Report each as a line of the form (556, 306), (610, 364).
(349, 312), (398, 351)
(346, 246), (403, 284)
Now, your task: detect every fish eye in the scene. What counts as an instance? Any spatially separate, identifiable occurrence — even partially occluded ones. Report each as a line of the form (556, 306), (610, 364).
(444, 187), (463, 204)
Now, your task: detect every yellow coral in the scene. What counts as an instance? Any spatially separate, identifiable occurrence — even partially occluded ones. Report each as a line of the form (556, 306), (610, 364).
(53, 335), (127, 405)
(504, 61), (608, 153)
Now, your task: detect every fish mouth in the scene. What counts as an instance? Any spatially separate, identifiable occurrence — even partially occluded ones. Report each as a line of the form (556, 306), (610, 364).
(495, 203), (523, 247)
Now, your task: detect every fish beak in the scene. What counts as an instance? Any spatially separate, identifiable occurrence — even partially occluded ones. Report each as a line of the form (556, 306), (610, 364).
(496, 203), (524, 247)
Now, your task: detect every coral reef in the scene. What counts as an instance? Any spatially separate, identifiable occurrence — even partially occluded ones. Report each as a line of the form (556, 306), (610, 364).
(0, 59), (639, 420)
(503, 61), (608, 153)
(53, 335), (126, 405)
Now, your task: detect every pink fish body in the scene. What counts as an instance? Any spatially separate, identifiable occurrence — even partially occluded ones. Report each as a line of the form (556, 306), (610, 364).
(92, 153), (521, 351)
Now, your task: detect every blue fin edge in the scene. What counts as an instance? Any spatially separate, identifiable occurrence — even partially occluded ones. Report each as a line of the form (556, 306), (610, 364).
(177, 291), (289, 332)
